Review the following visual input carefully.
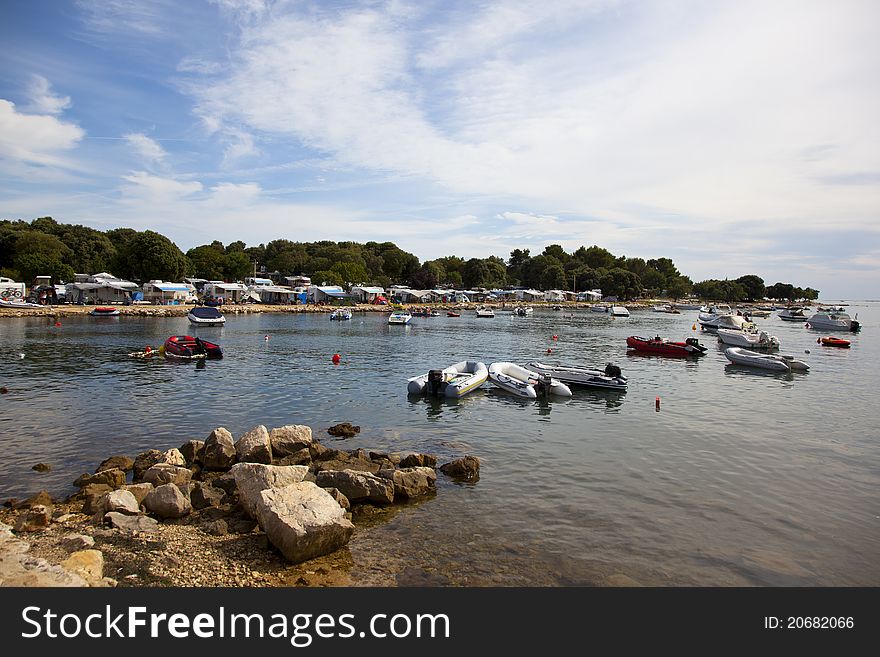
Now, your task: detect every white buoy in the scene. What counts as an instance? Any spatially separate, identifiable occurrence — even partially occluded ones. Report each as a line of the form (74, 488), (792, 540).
(20, 353), (25, 359)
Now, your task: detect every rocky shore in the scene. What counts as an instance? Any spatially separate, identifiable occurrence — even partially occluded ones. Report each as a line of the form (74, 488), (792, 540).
(0, 423), (480, 587)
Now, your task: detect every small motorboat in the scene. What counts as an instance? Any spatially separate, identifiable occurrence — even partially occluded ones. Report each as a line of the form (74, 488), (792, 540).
(188, 306), (226, 326)
(162, 335), (223, 360)
(716, 328), (780, 350)
(590, 304), (609, 313)
(411, 308), (440, 317)
(699, 313), (754, 333)
(626, 335), (707, 357)
(652, 304), (680, 314)
(610, 305), (629, 317)
(0, 299), (43, 309)
(806, 310), (860, 332)
(407, 361), (489, 398)
(447, 311), (461, 317)
(778, 307), (810, 322)
(818, 336), (851, 348)
(524, 362), (627, 391)
(724, 347), (808, 372)
(513, 306), (533, 316)
(329, 309), (353, 321)
(90, 306), (120, 316)
(475, 307), (495, 318)
(388, 310), (412, 325)
(487, 362), (572, 399)
(746, 309), (770, 318)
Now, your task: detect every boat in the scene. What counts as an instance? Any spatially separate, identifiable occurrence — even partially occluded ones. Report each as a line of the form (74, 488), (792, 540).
(672, 302), (702, 310)
(626, 335), (707, 357)
(818, 336), (851, 348)
(388, 310), (412, 325)
(699, 313), (754, 333)
(652, 304), (680, 314)
(513, 306), (533, 316)
(590, 304), (609, 313)
(329, 309), (353, 321)
(806, 309), (860, 332)
(745, 309), (770, 318)
(475, 307), (495, 318)
(89, 306), (120, 316)
(716, 328), (780, 350)
(187, 306), (226, 326)
(0, 299), (43, 309)
(698, 304), (732, 319)
(447, 311), (461, 317)
(407, 361), (489, 398)
(524, 362), (627, 391)
(778, 307), (809, 322)
(724, 347), (809, 372)
(162, 335), (223, 360)
(487, 362), (572, 398)
(610, 305), (630, 317)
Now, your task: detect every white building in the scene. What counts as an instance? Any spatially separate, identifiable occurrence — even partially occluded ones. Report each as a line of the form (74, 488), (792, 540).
(142, 280), (196, 304)
(351, 285), (386, 303)
(577, 289), (602, 302)
(202, 281), (248, 303)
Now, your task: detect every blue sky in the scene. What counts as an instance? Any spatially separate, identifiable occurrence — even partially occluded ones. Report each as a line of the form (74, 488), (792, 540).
(1, 0), (878, 299)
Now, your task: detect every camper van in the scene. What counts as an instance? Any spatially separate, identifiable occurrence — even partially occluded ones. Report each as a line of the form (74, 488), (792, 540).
(0, 277), (26, 301)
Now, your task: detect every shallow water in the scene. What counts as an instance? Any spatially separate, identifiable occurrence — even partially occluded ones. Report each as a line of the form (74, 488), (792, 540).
(1, 303), (878, 585)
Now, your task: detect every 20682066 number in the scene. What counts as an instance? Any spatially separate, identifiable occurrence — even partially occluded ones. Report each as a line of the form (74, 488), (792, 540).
(765, 616), (854, 629)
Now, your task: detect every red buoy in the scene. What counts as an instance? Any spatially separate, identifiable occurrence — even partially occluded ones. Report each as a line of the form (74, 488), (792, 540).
(546, 348), (552, 354)
(332, 353), (341, 364)
(54, 321), (61, 327)
(552, 335), (558, 341)
(655, 396), (661, 411)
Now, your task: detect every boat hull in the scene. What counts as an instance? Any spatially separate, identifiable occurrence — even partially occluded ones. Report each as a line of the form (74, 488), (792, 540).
(626, 336), (706, 357)
(407, 361), (489, 398)
(525, 362), (627, 391)
(716, 328), (779, 350)
(488, 362), (572, 398)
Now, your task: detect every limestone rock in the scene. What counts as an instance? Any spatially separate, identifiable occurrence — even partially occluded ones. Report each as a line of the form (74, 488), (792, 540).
(255, 482), (354, 564)
(14, 504), (53, 532)
(327, 422), (360, 438)
(141, 463), (192, 490)
(269, 424), (313, 457)
(439, 455), (481, 481)
(143, 483), (191, 519)
(378, 466), (437, 499)
(17, 490), (53, 509)
(191, 483), (225, 510)
(313, 457), (380, 474)
(60, 550), (104, 586)
(96, 455), (134, 473)
(209, 472), (238, 494)
(132, 449), (164, 481)
(73, 468), (126, 489)
(235, 425), (273, 464)
(230, 462), (310, 518)
(61, 534), (95, 552)
(121, 483), (154, 506)
(273, 448), (312, 466)
(157, 448), (187, 467)
(203, 428), (236, 470)
(101, 490), (140, 515)
(309, 442), (332, 461)
(399, 453), (438, 469)
(31, 463), (51, 472)
(105, 512), (159, 533)
(323, 487), (350, 510)
(179, 440), (205, 466)
(77, 484), (114, 514)
(315, 469), (395, 504)
(0, 522), (88, 586)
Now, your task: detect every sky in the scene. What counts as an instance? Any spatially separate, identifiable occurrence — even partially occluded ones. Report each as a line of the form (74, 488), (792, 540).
(0, 0), (878, 299)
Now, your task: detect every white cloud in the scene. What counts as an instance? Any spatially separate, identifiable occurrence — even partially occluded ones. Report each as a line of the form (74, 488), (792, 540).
(0, 99), (84, 169)
(120, 171), (203, 200)
(498, 211), (558, 226)
(207, 181), (261, 205)
(123, 133), (167, 167)
(26, 75), (71, 115)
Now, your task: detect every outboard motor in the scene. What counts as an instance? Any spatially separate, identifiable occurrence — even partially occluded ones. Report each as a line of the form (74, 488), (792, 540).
(604, 363), (622, 379)
(427, 369), (445, 397)
(536, 373), (553, 397)
(851, 315), (861, 332)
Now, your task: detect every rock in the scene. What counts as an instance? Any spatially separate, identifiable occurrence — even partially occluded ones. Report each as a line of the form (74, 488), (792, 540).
(14, 504), (53, 532)
(0, 522), (88, 586)
(313, 458), (380, 474)
(273, 449), (312, 466)
(16, 490), (53, 509)
(323, 487), (350, 510)
(200, 519), (228, 536)
(399, 453), (438, 469)
(60, 550), (105, 586)
(179, 440), (205, 466)
(157, 448), (187, 467)
(31, 463), (51, 472)
(439, 455), (481, 481)
(255, 482), (355, 564)
(191, 483), (225, 510)
(141, 463), (192, 490)
(202, 428), (236, 470)
(378, 466), (437, 499)
(209, 472), (238, 494)
(77, 484), (114, 514)
(227, 518), (258, 534)
(60, 534), (95, 552)
(121, 483), (154, 506)
(230, 463), (310, 518)
(132, 449), (163, 481)
(348, 448), (370, 461)
(309, 442), (332, 461)
(235, 425), (273, 464)
(96, 455), (134, 473)
(369, 452), (397, 467)
(327, 422), (360, 438)
(54, 514), (75, 524)
(101, 490), (140, 515)
(105, 512), (159, 533)
(143, 483), (191, 519)
(315, 469), (395, 504)
(269, 424), (313, 456)
(73, 468), (126, 489)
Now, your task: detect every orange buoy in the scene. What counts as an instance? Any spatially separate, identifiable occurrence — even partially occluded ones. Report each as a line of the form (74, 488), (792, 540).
(332, 353), (341, 364)
(692, 324), (697, 331)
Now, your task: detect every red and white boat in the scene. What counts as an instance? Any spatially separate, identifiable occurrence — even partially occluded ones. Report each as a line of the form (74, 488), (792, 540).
(818, 336), (851, 348)
(626, 335), (707, 357)
(89, 306), (120, 316)
(162, 335), (223, 359)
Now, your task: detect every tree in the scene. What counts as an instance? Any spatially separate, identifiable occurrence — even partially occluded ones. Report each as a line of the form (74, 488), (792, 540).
(462, 258), (491, 289)
(117, 231), (188, 282)
(224, 251), (252, 281)
(409, 262), (440, 289)
(735, 274), (765, 301)
(540, 262), (567, 290)
(187, 245), (227, 279)
(665, 275), (693, 300)
(579, 245), (616, 270)
(766, 282), (795, 302)
(717, 279), (746, 302)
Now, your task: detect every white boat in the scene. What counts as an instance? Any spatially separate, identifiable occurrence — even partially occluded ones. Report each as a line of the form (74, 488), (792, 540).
(407, 360), (489, 398)
(698, 304), (732, 322)
(524, 362), (627, 391)
(652, 304), (680, 314)
(716, 328), (779, 350)
(590, 304), (609, 313)
(388, 310), (412, 325)
(0, 299), (43, 309)
(745, 309), (770, 318)
(187, 306), (226, 326)
(610, 305), (629, 317)
(475, 307), (495, 318)
(89, 306), (121, 316)
(672, 302), (702, 310)
(513, 306), (533, 316)
(724, 347), (809, 372)
(329, 309), (352, 321)
(487, 362), (572, 399)
(699, 313), (753, 333)
(806, 309), (860, 332)
(778, 307), (809, 322)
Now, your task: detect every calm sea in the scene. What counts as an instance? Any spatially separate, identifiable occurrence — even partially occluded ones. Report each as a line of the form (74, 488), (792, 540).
(1, 303), (877, 585)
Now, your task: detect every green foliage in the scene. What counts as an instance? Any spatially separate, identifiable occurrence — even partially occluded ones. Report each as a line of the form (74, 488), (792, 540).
(117, 231), (189, 282)
(735, 275), (765, 301)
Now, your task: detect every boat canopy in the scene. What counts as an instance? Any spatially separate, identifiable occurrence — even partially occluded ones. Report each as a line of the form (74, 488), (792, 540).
(190, 307), (224, 319)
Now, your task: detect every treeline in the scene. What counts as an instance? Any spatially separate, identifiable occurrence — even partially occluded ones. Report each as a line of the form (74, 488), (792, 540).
(0, 217), (817, 301)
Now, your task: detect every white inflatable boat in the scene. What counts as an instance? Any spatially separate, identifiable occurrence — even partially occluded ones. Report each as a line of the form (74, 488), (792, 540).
(407, 360), (489, 398)
(488, 362), (572, 399)
(524, 362), (627, 391)
(724, 347), (809, 372)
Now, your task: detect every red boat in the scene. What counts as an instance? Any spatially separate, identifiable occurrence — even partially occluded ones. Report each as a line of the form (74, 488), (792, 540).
(447, 311), (461, 317)
(818, 336), (851, 348)
(626, 335), (707, 357)
(162, 335), (223, 359)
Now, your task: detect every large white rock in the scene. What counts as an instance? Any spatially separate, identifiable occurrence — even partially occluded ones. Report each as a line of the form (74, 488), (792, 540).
(230, 463), (310, 518)
(157, 448), (187, 467)
(255, 482), (354, 564)
(202, 427), (236, 470)
(142, 463), (192, 490)
(315, 469), (395, 504)
(269, 424), (313, 456)
(143, 483), (191, 519)
(377, 466), (437, 499)
(235, 425), (273, 464)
